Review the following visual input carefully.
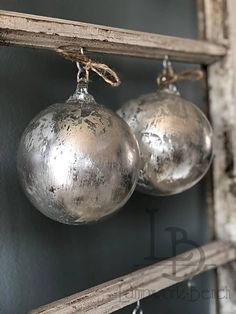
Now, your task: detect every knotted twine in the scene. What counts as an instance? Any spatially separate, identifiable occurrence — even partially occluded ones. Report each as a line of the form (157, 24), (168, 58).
(157, 57), (204, 88)
(57, 46), (121, 87)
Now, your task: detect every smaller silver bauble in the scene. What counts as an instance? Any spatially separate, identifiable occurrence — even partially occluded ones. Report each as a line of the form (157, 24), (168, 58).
(117, 87), (213, 196)
(17, 82), (140, 224)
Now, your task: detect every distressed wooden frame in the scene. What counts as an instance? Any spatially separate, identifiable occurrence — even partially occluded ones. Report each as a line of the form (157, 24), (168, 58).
(29, 241), (235, 314)
(0, 3), (235, 314)
(0, 10), (225, 64)
(198, 1), (236, 313)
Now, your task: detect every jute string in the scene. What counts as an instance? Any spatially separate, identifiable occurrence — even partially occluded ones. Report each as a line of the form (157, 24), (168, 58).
(57, 46), (121, 87)
(157, 59), (204, 87)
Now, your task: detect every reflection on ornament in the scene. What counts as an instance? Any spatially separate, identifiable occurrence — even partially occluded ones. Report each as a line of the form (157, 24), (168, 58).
(117, 57), (213, 196)
(17, 58), (140, 224)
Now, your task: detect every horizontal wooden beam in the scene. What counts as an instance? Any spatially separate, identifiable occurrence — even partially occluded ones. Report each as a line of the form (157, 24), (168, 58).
(30, 241), (235, 314)
(0, 10), (226, 64)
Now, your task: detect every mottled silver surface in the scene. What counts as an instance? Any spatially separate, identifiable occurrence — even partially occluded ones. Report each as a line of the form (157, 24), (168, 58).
(17, 85), (140, 224)
(117, 89), (213, 196)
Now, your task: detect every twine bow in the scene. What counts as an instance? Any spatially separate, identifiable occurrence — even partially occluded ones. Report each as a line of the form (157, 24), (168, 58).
(57, 46), (121, 87)
(157, 56), (204, 88)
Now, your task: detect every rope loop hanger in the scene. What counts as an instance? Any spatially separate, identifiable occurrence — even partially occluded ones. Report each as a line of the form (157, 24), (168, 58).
(157, 55), (204, 88)
(57, 46), (121, 87)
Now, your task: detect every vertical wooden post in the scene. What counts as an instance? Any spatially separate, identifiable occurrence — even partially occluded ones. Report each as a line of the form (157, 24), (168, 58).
(198, 0), (236, 313)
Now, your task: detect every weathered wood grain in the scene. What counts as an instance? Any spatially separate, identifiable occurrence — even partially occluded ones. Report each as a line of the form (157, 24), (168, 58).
(29, 241), (235, 314)
(0, 10), (226, 64)
(198, 1), (236, 313)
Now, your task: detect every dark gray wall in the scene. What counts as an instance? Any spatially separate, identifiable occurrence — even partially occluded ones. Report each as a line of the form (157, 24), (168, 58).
(0, 1), (215, 313)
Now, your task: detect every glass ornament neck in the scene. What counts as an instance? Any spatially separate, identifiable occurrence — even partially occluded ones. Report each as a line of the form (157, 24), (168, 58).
(158, 83), (180, 95)
(66, 80), (95, 104)
(66, 61), (96, 104)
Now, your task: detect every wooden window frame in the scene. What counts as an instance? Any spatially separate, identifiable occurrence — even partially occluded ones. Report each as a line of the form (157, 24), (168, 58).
(0, 1), (235, 313)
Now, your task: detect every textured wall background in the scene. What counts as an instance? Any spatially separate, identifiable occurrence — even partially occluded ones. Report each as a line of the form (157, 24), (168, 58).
(0, 1), (214, 313)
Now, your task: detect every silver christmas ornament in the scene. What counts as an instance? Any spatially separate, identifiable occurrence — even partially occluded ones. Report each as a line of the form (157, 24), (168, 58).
(117, 58), (213, 196)
(17, 62), (139, 224)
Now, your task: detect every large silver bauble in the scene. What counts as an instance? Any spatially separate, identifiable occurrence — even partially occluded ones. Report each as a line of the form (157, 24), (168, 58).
(17, 85), (140, 224)
(117, 89), (213, 196)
